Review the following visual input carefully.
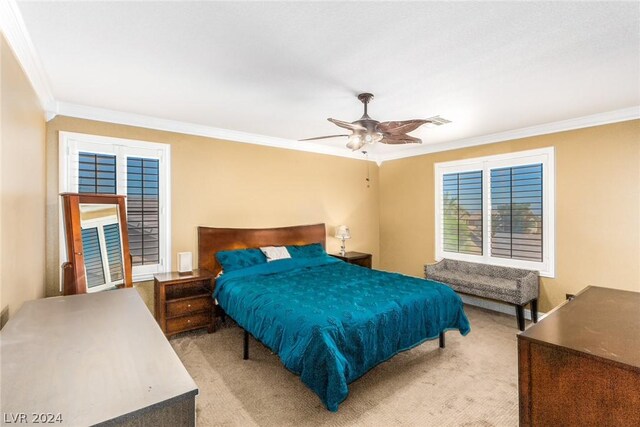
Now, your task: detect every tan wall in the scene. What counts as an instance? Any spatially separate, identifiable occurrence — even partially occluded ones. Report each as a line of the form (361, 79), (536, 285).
(0, 35), (46, 325)
(45, 116), (380, 297)
(379, 120), (640, 312)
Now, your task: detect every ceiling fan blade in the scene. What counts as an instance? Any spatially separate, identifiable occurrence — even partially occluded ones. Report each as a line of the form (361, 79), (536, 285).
(299, 134), (349, 141)
(376, 119), (429, 135)
(328, 118), (366, 132)
(381, 134), (423, 145)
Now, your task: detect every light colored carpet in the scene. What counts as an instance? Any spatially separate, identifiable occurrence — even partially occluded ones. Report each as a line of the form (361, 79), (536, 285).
(169, 306), (524, 427)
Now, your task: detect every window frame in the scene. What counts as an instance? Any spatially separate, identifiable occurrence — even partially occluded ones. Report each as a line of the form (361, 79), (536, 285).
(59, 131), (172, 285)
(434, 147), (555, 277)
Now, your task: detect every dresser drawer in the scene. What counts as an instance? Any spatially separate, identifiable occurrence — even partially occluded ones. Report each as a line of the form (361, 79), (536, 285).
(166, 296), (211, 317)
(166, 312), (211, 334)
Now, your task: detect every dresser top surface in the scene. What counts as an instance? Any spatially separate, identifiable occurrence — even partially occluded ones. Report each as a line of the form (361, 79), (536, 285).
(519, 286), (640, 369)
(331, 251), (371, 260)
(0, 288), (197, 425)
(154, 268), (213, 283)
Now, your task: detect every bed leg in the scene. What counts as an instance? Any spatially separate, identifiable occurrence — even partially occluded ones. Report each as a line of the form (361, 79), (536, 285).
(243, 330), (249, 360)
(439, 331), (445, 348)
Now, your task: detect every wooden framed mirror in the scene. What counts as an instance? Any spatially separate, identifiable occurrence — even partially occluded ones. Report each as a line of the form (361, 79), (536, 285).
(61, 193), (133, 295)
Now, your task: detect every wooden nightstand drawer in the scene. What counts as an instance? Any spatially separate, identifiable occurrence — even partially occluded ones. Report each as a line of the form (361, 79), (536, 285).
(166, 312), (211, 334)
(350, 256), (372, 268)
(154, 269), (215, 338)
(165, 280), (210, 300)
(167, 296), (211, 317)
(331, 252), (372, 269)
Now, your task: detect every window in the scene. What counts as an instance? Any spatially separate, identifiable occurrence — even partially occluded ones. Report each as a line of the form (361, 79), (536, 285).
(60, 132), (171, 284)
(435, 148), (554, 277)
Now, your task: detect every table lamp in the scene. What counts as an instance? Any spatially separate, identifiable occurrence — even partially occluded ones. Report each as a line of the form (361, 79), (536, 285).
(335, 225), (351, 256)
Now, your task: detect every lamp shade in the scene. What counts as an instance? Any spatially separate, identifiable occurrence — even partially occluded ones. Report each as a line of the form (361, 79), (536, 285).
(335, 225), (351, 240)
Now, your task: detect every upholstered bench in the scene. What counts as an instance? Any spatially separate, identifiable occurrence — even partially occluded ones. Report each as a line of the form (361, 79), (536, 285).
(425, 259), (539, 331)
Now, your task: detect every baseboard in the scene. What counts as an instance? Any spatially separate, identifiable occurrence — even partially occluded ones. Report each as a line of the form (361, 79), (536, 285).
(459, 294), (546, 321)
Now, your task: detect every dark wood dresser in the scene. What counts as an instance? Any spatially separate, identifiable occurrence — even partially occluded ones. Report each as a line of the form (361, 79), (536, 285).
(154, 269), (215, 337)
(331, 251), (372, 268)
(518, 286), (640, 426)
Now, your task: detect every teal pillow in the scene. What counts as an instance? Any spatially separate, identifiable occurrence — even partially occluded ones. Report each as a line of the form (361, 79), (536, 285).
(286, 243), (326, 259)
(216, 248), (266, 272)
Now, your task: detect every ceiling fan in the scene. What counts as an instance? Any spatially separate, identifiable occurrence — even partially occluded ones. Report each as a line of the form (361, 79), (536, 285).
(300, 93), (450, 151)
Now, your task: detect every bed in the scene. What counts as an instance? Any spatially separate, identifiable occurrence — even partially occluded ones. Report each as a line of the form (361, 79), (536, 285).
(198, 223), (470, 411)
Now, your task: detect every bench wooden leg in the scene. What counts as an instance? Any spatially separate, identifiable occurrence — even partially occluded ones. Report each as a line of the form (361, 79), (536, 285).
(531, 299), (538, 323)
(439, 331), (445, 348)
(243, 330), (249, 360)
(516, 305), (525, 331)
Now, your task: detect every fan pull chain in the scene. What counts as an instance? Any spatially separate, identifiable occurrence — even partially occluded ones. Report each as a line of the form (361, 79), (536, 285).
(363, 151), (370, 188)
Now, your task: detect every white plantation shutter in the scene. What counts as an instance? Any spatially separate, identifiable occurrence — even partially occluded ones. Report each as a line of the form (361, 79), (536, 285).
(435, 148), (555, 277)
(127, 157), (160, 266)
(441, 171), (483, 255)
(490, 164), (543, 262)
(78, 152), (117, 194)
(60, 132), (171, 284)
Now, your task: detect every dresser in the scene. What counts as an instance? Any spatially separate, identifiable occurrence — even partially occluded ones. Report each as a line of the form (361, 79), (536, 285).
(518, 286), (640, 426)
(0, 289), (198, 426)
(154, 269), (215, 337)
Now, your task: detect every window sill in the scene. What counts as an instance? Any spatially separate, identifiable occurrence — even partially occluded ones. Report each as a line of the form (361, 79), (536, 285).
(133, 273), (156, 283)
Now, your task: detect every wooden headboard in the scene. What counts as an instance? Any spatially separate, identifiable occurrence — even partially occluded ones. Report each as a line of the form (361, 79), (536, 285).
(197, 223), (326, 275)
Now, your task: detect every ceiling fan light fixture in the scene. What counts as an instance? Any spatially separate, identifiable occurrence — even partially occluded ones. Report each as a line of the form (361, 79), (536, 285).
(347, 134), (365, 151)
(300, 93), (450, 151)
(361, 132), (383, 146)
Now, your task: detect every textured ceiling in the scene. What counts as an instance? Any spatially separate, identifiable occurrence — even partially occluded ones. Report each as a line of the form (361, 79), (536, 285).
(17, 1), (640, 156)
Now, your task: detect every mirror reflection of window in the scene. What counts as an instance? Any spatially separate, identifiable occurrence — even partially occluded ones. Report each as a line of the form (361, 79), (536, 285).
(80, 204), (124, 292)
(81, 227), (105, 288)
(104, 223), (124, 282)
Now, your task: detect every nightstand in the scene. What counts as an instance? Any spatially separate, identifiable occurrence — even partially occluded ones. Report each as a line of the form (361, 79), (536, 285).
(331, 251), (372, 269)
(154, 269), (215, 338)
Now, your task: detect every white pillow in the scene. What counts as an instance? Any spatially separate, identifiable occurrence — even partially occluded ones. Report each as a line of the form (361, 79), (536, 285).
(260, 246), (291, 262)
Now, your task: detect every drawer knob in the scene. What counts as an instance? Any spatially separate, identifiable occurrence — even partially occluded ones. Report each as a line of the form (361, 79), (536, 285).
(187, 304), (191, 308)
(187, 319), (191, 323)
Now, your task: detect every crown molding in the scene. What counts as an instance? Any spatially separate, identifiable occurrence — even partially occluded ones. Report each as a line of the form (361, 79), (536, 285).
(50, 101), (375, 161)
(3, 0), (636, 163)
(49, 102), (639, 165)
(0, 0), (55, 113)
(376, 106), (640, 163)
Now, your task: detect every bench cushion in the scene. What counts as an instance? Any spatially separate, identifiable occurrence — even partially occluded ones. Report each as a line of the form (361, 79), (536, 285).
(425, 259), (539, 305)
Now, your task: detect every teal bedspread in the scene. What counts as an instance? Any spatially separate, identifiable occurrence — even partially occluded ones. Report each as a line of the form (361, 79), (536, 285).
(214, 256), (470, 411)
